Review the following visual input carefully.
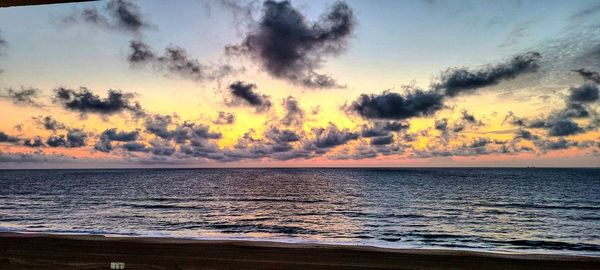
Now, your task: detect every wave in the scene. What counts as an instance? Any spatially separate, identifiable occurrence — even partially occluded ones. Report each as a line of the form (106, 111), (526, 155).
(497, 240), (600, 252)
(475, 202), (600, 211)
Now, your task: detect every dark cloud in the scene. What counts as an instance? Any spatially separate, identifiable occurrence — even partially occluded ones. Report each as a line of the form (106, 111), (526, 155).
(271, 150), (313, 161)
(23, 137), (44, 148)
(568, 82), (599, 103)
(461, 110), (477, 123)
(310, 123), (359, 148)
(534, 138), (578, 151)
(149, 140), (176, 156)
(263, 127), (301, 154)
(33, 116), (65, 132)
(179, 139), (221, 158)
(526, 117), (584, 137)
(382, 121), (410, 132)
(370, 134), (394, 145)
(94, 140), (112, 153)
(53, 87), (143, 116)
(573, 69), (600, 83)
(226, 81), (272, 112)
(0, 131), (20, 143)
(513, 129), (537, 140)
(504, 78), (597, 137)
(453, 123), (467, 133)
(213, 111), (236, 125)
(361, 125), (390, 138)
(122, 141), (149, 152)
(173, 122), (222, 143)
(128, 40), (235, 82)
(469, 137), (492, 148)
(64, 0), (149, 34)
(502, 112), (524, 126)
(434, 118), (448, 132)
(348, 89), (444, 120)
(40, 129), (87, 148)
(434, 52), (541, 97)
(281, 96), (304, 126)
(144, 114), (173, 139)
(66, 129), (88, 147)
(46, 135), (67, 147)
(101, 128), (139, 142)
(265, 127), (301, 144)
(226, 0), (356, 88)
(560, 102), (590, 118)
(1, 87), (42, 107)
(144, 114), (221, 142)
(546, 118), (584, 136)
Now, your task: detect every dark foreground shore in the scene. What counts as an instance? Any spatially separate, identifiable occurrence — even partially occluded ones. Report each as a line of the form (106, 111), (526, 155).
(1, 233), (599, 270)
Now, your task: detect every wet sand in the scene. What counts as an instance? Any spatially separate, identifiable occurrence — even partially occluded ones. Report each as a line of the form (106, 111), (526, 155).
(1, 232), (599, 269)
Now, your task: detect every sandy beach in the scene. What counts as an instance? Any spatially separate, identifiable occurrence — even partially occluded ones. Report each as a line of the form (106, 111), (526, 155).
(0, 232), (598, 270)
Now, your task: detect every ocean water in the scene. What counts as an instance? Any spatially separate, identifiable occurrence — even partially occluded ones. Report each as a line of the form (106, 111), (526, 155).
(1, 168), (599, 255)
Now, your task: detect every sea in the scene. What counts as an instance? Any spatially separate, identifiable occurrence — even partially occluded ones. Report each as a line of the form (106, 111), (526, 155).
(1, 168), (599, 256)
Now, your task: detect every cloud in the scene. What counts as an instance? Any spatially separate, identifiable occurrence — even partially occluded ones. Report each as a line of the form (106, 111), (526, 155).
(46, 129), (87, 148)
(461, 110), (478, 123)
(64, 0), (150, 34)
(348, 89), (445, 120)
(1, 87), (43, 107)
(370, 134), (394, 145)
(101, 128), (139, 142)
(569, 4), (600, 24)
(46, 135), (67, 147)
(534, 138), (578, 151)
(226, 0), (356, 88)
(546, 118), (584, 136)
(128, 40), (236, 82)
(144, 114), (174, 139)
(144, 114), (221, 143)
(23, 137), (44, 148)
(213, 111), (236, 125)
(347, 52), (537, 121)
(53, 87), (143, 116)
(265, 127), (301, 144)
(573, 68), (600, 83)
(149, 140), (176, 156)
(173, 122), (222, 142)
(66, 129), (88, 147)
(281, 96), (304, 126)
(226, 81), (272, 112)
(0, 131), (20, 143)
(527, 117), (584, 137)
(468, 137), (492, 148)
(434, 118), (448, 132)
(122, 141), (149, 152)
(309, 123), (359, 149)
(94, 139), (112, 153)
(513, 129), (537, 140)
(361, 121), (409, 138)
(33, 116), (65, 132)
(559, 102), (590, 118)
(0, 30), (7, 55)
(568, 82), (599, 103)
(434, 52), (541, 97)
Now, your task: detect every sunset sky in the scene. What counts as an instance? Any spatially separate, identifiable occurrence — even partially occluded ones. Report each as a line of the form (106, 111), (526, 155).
(0, 0), (599, 168)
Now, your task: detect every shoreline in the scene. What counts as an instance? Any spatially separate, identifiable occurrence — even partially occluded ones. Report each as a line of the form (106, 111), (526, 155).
(3, 228), (600, 257)
(2, 229), (599, 257)
(2, 232), (599, 269)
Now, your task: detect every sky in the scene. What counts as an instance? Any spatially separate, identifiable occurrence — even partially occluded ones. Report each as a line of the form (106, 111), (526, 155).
(0, 0), (599, 168)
